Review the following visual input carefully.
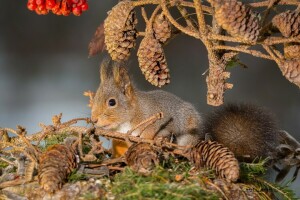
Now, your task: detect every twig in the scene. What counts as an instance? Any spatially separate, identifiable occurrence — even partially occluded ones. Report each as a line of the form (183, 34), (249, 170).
(83, 90), (95, 108)
(132, 0), (213, 14)
(250, 0), (300, 7)
(262, 36), (300, 45)
(193, 0), (228, 106)
(127, 112), (163, 136)
(0, 141), (36, 163)
(208, 33), (252, 44)
(78, 132), (84, 160)
(108, 166), (125, 171)
(262, 44), (282, 65)
(176, 4), (197, 31)
(137, 31), (146, 37)
(260, 0), (279, 26)
(213, 45), (273, 60)
(161, 0), (200, 39)
(100, 157), (125, 166)
(141, 7), (149, 23)
(0, 178), (31, 189)
(0, 157), (16, 166)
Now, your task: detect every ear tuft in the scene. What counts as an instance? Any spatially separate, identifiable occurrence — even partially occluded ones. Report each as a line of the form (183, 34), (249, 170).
(100, 58), (111, 83)
(113, 63), (133, 97)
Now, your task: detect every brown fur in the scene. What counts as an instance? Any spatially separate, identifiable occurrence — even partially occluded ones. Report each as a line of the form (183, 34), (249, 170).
(202, 104), (280, 162)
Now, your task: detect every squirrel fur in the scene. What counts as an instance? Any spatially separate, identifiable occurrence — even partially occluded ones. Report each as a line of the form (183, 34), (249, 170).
(91, 59), (202, 157)
(202, 104), (281, 162)
(203, 103), (300, 181)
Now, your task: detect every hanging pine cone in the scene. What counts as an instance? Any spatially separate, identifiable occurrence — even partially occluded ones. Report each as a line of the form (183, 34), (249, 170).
(153, 13), (172, 43)
(137, 35), (170, 87)
(209, 0), (261, 43)
(272, 9), (300, 37)
(125, 143), (159, 175)
(104, 1), (137, 61)
(190, 140), (240, 182)
(38, 144), (78, 193)
(284, 43), (300, 59)
(278, 59), (300, 88)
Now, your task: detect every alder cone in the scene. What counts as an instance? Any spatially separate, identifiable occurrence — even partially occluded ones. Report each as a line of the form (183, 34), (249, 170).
(211, 0), (261, 43)
(190, 140), (240, 182)
(137, 35), (170, 87)
(279, 59), (300, 88)
(284, 43), (300, 59)
(104, 1), (137, 61)
(38, 144), (77, 193)
(153, 13), (172, 43)
(272, 9), (300, 37)
(125, 143), (159, 175)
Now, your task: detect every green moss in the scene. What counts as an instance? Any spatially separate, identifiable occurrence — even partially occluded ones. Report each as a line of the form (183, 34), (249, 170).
(0, 160), (9, 169)
(68, 170), (87, 183)
(111, 158), (219, 200)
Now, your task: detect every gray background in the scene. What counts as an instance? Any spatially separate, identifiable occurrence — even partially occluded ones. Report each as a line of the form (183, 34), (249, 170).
(0, 0), (299, 196)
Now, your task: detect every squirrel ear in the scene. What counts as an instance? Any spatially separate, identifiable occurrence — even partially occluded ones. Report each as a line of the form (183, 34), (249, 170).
(100, 58), (111, 83)
(113, 65), (133, 98)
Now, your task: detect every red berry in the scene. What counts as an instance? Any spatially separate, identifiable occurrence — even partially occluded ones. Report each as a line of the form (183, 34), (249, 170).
(46, 0), (55, 9)
(81, 3), (88, 11)
(62, 9), (71, 16)
(38, 4), (46, 11)
(51, 4), (60, 13)
(72, 6), (81, 16)
(72, 0), (79, 4)
(35, 0), (44, 6)
(27, 3), (37, 11)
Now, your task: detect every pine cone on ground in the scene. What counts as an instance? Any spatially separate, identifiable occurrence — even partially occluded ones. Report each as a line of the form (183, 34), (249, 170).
(104, 1), (137, 61)
(125, 143), (159, 175)
(190, 140), (240, 182)
(137, 35), (170, 87)
(272, 9), (300, 37)
(279, 59), (300, 88)
(153, 13), (172, 43)
(209, 0), (261, 43)
(284, 43), (300, 59)
(38, 144), (77, 193)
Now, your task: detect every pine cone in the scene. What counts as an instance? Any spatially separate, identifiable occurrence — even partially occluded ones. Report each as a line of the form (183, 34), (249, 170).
(137, 35), (170, 87)
(190, 140), (240, 182)
(153, 13), (172, 43)
(279, 59), (300, 88)
(272, 9), (300, 37)
(284, 43), (300, 59)
(38, 144), (77, 193)
(211, 0), (261, 43)
(125, 143), (159, 175)
(104, 1), (137, 61)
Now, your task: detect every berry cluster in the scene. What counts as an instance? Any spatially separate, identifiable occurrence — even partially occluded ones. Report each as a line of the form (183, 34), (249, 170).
(27, 0), (88, 16)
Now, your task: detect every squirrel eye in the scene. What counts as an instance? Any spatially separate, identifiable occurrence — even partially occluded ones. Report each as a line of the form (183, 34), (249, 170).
(108, 98), (116, 107)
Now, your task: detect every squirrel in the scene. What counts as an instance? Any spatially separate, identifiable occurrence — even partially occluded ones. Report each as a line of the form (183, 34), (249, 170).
(91, 59), (202, 157)
(91, 59), (299, 181)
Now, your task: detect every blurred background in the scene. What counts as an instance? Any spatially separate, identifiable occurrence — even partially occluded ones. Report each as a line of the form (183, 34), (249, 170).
(0, 0), (299, 195)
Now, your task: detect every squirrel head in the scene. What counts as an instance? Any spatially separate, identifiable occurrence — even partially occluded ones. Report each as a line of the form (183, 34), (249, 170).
(91, 59), (136, 130)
